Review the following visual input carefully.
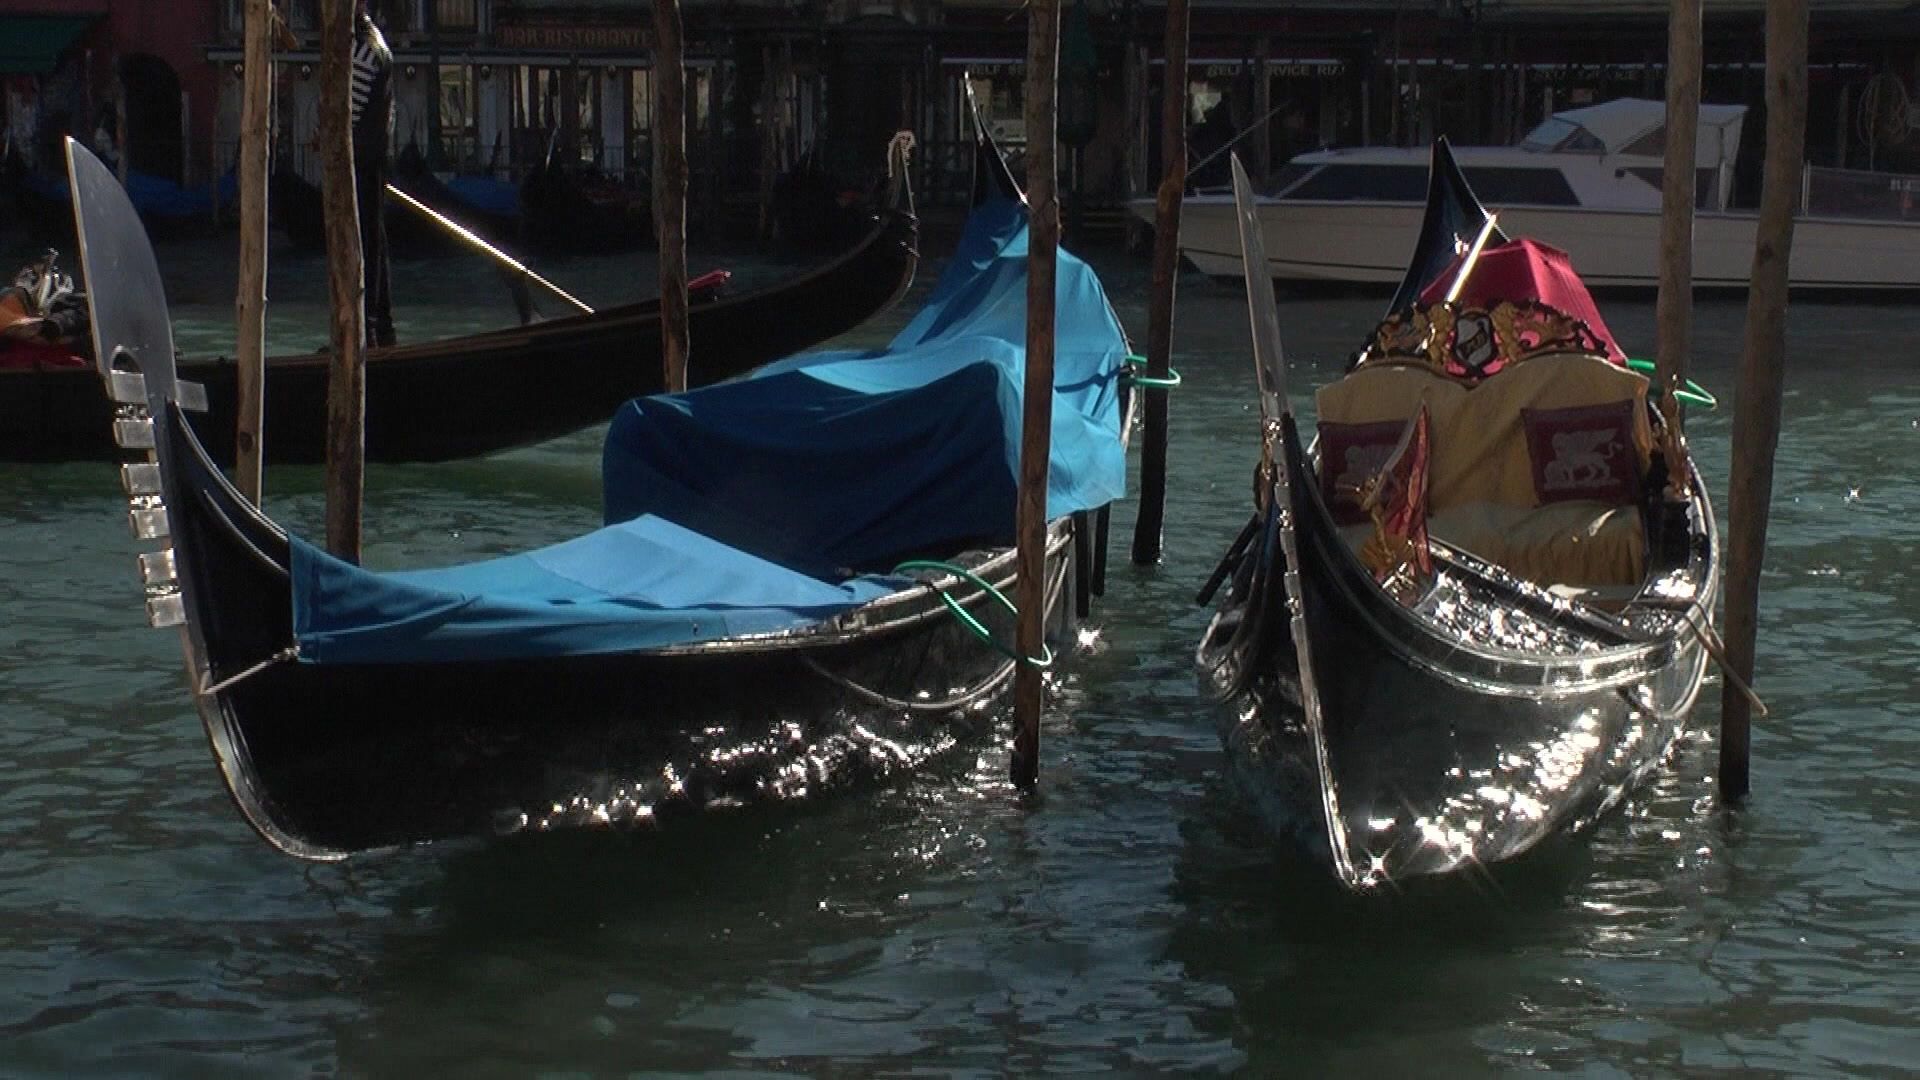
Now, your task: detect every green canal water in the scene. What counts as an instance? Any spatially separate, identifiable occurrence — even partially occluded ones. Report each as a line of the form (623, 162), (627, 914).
(1, 226), (1916, 1076)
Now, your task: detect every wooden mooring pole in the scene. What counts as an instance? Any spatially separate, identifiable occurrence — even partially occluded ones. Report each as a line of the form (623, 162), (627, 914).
(756, 44), (779, 244)
(1655, 0), (1701, 428)
(318, 0), (366, 561)
(653, 0), (690, 393)
(1722, 0), (1809, 801)
(1012, 0), (1061, 792)
(233, 0), (273, 505)
(1128, 0), (1189, 566)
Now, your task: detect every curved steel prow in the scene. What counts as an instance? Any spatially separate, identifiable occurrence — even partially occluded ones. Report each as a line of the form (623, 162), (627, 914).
(66, 137), (332, 860)
(64, 137), (206, 631)
(1384, 138), (1508, 317)
(964, 75), (1025, 207)
(1229, 153), (1362, 888)
(66, 138), (183, 414)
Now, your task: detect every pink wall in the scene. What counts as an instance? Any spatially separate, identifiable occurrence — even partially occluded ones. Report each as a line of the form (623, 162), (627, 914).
(17, 0), (222, 177)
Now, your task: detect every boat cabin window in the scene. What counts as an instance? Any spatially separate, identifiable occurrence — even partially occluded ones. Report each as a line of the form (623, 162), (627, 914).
(1458, 167), (1580, 207)
(1266, 162), (1319, 198)
(1520, 117), (1604, 154)
(1621, 126), (1666, 158)
(1283, 164), (1429, 202)
(1623, 167), (1719, 209)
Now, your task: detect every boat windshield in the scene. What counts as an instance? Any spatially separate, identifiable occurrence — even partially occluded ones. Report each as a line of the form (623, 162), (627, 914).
(1267, 162), (1319, 197)
(1279, 163), (1429, 202)
(1520, 116), (1605, 154)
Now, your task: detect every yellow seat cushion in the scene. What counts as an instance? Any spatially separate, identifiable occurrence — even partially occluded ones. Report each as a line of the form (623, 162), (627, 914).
(1337, 501), (1646, 588)
(1432, 501), (1646, 587)
(1318, 354), (1653, 588)
(1315, 355), (1654, 514)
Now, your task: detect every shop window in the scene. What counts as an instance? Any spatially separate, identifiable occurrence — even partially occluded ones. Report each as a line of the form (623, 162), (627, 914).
(438, 64), (475, 164)
(433, 0), (478, 32)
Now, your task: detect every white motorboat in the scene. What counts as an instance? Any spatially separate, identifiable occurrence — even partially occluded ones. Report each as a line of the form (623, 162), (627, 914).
(1143, 98), (1920, 293)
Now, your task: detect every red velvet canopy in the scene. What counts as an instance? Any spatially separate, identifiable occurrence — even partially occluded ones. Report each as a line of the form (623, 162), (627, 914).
(1418, 238), (1628, 364)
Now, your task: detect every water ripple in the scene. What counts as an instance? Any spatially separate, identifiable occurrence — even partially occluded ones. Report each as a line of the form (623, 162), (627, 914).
(0, 241), (1914, 1075)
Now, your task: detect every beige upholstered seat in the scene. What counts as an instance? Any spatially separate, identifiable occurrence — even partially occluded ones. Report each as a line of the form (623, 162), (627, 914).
(1316, 353), (1653, 588)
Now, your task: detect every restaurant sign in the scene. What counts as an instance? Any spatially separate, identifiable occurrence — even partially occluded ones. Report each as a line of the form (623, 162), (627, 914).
(496, 24), (648, 51)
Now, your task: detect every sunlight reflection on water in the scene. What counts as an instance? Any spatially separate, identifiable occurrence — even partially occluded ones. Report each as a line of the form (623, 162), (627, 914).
(1, 227), (1916, 1074)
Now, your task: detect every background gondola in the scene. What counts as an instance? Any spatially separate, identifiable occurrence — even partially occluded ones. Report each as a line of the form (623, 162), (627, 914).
(1, 138), (919, 464)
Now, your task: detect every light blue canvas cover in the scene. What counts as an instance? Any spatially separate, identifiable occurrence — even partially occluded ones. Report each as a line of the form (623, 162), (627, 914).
(290, 191), (1128, 664)
(290, 516), (904, 663)
(602, 193), (1128, 575)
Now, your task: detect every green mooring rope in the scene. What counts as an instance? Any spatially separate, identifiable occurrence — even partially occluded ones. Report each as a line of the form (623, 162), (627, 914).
(1625, 358), (1718, 410)
(893, 559), (1054, 669)
(1123, 353), (1183, 390)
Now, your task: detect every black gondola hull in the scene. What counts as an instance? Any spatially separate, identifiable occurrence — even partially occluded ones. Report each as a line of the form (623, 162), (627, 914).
(1, 194), (916, 463)
(1199, 424), (1719, 886)
(159, 401), (1076, 857)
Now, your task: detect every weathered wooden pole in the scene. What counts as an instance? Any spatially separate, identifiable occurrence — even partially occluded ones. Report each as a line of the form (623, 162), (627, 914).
(756, 45), (779, 243)
(318, 0), (366, 560)
(1129, 0), (1189, 565)
(114, 68), (129, 184)
(652, 0), (690, 393)
(1655, 0), (1702, 430)
(1721, 0), (1809, 801)
(423, 0), (443, 166)
(1253, 37), (1271, 184)
(233, 0), (274, 505)
(1122, 43), (1149, 250)
(1012, 0), (1061, 792)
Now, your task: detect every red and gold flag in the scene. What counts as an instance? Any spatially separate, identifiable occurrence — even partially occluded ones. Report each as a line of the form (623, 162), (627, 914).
(1357, 404), (1434, 590)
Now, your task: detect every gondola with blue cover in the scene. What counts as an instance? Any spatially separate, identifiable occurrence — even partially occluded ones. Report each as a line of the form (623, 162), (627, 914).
(69, 123), (1128, 859)
(1197, 145), (1721, 888)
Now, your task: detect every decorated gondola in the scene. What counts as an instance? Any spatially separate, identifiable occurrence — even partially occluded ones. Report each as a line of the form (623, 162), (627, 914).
(1, 136), (919, 463)
(67, 118), (1129, 859)
(1197, 146), (1721, 889)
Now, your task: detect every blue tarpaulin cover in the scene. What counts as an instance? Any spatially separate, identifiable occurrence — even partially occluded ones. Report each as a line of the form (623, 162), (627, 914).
(290, 190), (1128, 664)
(23, 168), (222, 220)
(603, 193), (1128, 574)
(290, 518), (905, 663)
(443, 174), (523, 219)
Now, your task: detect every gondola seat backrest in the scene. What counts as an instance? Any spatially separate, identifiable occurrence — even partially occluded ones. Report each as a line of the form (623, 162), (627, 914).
(1316, 351), (1654, 586)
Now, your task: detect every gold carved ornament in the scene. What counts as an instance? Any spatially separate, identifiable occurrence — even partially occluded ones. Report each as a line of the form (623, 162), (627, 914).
(1359, 299), (1611, 382)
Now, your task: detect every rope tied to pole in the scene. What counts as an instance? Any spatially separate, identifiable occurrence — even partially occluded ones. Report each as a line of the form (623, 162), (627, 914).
(1123, 353), (1182, 389)
(894, 559), (1054, 669)
(1626, 358), (1717, 409)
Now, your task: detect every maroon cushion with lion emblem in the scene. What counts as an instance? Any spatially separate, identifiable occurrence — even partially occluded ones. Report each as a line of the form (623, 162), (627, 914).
(1318, 419), (1416, 525)
(1521, 400), (1642, 506)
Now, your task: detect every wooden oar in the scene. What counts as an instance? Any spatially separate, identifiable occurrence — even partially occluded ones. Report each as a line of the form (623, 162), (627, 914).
(382, 183), (594, 315)
(1443, 211), (1501, 305)
(1228, 153), (1361, 887)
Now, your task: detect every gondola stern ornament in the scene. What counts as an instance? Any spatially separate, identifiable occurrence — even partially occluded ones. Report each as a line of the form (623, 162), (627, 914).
(1228, 154), (1363, 887)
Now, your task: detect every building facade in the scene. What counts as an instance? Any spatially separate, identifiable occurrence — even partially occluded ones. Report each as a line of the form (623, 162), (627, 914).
(2, 0), (220, 186)
(7, 0), (1920, 228)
